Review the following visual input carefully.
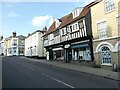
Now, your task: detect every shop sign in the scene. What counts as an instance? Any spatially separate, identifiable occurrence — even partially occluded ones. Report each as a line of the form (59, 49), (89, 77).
(71, 43), (88, 48)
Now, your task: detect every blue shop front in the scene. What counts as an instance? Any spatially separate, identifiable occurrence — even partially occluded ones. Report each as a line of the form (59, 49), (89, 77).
(64, 39), (93, 63)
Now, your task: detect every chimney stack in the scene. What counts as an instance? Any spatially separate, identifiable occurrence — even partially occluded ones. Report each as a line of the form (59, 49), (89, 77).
(0, 36), (3, 41)
(12, 32), (16, 37)
(43, 26), (47, 31)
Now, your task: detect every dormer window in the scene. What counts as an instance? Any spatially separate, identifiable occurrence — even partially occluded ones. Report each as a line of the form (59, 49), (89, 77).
(72, 7), (83, 19)
(55, 19), (62, 28)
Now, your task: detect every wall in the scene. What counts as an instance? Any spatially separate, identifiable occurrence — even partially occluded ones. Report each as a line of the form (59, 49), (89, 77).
(91, 0), (118, 40)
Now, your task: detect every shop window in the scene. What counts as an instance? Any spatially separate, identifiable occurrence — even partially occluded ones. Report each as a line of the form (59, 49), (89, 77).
(97, 21), (107, 39)
(101, 46), (111, 64)
(104, 0), (115, 13)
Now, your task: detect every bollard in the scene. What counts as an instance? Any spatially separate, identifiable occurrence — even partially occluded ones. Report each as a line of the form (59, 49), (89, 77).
(113, 62), (117, 72)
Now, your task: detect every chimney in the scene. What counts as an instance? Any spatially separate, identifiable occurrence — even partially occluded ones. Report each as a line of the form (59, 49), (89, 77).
(0, 36), (3, 41)
(43, 26), (47, 31)
(12, 32), (16, 37)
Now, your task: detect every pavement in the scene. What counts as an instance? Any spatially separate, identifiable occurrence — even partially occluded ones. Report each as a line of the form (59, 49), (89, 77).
(21, 57), (119, 81)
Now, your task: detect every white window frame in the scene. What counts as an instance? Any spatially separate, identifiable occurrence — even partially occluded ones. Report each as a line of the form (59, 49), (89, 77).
(101, 46), (112, 66)
(97, 21), (107, 39)
(12, 38), (18, 46)
(104, 0), (115, 13)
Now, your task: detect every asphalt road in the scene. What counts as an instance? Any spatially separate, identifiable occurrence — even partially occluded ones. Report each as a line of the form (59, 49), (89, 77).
(2, 56), (118, 88)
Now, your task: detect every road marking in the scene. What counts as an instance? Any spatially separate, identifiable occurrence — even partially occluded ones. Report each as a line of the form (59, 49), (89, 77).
(22, 64), (35, 71)
(41, 73), (75, 88)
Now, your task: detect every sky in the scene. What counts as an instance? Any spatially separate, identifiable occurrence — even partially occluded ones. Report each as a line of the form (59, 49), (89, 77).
(0, 0), (94, 38)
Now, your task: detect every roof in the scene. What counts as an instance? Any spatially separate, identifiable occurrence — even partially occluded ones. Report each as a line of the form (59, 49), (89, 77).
(44, 5), (90, 36)
(16, 35), (26, 39)
(87, 0), (102, 7)
(5, 35), (26, 40)
(26, 30), (46, 38)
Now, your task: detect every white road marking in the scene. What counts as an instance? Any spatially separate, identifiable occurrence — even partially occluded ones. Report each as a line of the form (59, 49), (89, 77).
(41, 73), (75, 88)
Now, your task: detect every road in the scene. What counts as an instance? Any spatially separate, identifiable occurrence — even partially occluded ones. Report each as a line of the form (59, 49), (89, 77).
(2, 56), (118, 88)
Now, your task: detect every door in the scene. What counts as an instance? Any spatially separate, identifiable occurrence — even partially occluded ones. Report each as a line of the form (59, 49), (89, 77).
(13, 47), (17, 56)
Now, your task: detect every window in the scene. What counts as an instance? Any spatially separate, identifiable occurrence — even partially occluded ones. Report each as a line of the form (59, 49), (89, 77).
(97, 21), (107, 39)
(76, 10), (78, 16)
(12, 39), (17, 46)
(78, 20), (85, 37)
(49, 34), (54, 40)
(62, 29), (64, 35)
(78, 21), (84, 30)
(70, 26), (72, 32)
(76, 24), (78, 30)
(19, 48), (24, 54)
(54, 30), (59, 37)
(104, 0), (115, 13)
(101, 46), (111, 64)
(66, 26), (69, 33)
(73, 25), (75, 31)
(62, 28), (67, 36)
(74, 11), (75, 17)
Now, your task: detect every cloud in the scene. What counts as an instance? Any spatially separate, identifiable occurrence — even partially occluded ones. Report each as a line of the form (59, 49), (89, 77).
(7, 12), (19, 18)
(82, 0), (95, 6)
(32, 15), (53, 28)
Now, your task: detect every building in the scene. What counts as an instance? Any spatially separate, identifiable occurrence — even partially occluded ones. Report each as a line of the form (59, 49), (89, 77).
(43, 5), (93, 63)
(90, 0), (120, 68)
(0, 36), (4, 56)
(25, 30), (46, 58)
(4, 32), (26, 56)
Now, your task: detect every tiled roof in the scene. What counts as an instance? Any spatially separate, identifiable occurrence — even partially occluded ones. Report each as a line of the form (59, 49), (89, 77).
(44, 5), (90, 36)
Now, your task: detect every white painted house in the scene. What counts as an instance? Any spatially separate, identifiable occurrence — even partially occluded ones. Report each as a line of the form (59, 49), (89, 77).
(25, 30), (46, 58)
(4, 32), (26, 56)
(0, 36), (4, 56)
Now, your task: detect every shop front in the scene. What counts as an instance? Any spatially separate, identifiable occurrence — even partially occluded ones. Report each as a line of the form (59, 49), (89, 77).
(52, 47), (64, 61)
(46, 45), (64, 61)
(64, 40), (93, 63)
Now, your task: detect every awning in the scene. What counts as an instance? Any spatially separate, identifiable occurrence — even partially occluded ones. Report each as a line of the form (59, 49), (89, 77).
(52, 47), (63, 51)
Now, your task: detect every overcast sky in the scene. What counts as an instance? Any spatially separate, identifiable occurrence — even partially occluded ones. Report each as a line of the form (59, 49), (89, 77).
(1, 0), (94, 38)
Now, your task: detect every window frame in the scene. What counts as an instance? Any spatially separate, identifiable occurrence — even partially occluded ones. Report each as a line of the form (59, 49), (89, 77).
(104, 0), (115, 13)
(97, 21), (107, 39)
